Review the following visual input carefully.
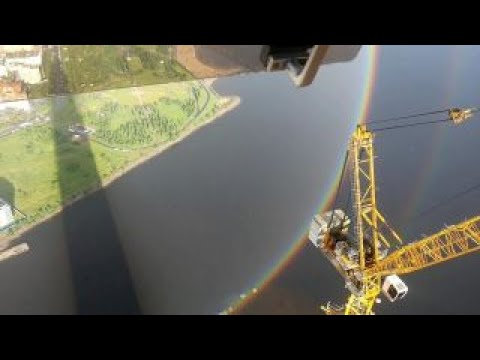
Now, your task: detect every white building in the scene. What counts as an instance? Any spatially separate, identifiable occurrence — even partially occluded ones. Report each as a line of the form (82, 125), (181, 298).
(0, 64), (7, 78)
(5, 56), (42, 84)
(0, 199), (14, 230)
(0, 45), (43, 84)
(0, 45), (40, 54)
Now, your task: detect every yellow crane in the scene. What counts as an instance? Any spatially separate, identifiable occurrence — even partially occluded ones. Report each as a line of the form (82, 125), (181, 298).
(308, 107), (480, 315)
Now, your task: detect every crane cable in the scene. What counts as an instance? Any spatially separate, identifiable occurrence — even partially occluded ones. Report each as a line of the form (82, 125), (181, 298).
(331, 149), (390, 240)
(367, 107), (480, 133)
(368, 109), (450, 124)
(342, 172), (352, 227)
(366, 106), (480, 229)
(327, 149), (350, 230)
(326, 106), (480, 233)
(370, 117), (452, 133)
(409, 179), (480, 224)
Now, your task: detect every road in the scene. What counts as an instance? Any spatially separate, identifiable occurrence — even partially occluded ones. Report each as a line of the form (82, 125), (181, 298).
(0, 114), (51, 139)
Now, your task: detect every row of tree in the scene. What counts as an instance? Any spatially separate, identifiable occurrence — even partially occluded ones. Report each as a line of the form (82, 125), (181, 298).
(93, 98), (197, 146)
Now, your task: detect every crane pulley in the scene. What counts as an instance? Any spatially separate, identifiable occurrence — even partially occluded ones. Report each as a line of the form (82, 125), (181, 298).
(448, 108), (475, 124)
(309, 106), (480, 315)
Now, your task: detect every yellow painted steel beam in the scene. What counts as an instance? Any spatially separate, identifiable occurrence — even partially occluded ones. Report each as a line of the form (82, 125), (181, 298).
(366, 215), (480, 277)
(323, 117), (479, 315)
(322, 277), (380, 315)
(324, 126), (394, 315)
(350, 125), (402, 266)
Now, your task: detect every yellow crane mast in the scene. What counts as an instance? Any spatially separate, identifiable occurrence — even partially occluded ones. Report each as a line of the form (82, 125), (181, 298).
(309, 107), (480, 315)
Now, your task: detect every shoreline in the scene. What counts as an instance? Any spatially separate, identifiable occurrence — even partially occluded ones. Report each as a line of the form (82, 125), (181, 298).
(1, 93), (241, 246)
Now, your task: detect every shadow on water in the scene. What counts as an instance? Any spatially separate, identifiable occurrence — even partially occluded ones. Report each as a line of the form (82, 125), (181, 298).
(0, 177), (15, 207)
(50, 46), (140, 314)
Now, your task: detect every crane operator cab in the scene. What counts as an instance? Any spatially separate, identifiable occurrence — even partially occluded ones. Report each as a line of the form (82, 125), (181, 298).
(309, 210), (409, 302)
(308, 209), (350, 248)
(382, 275), (408, 302)
(308, 210), (360, 285)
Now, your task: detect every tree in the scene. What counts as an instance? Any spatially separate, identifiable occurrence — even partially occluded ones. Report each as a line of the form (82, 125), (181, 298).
(127, 57), (143, 74)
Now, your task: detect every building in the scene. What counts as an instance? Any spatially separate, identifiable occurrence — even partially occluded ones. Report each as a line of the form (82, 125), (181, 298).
(0, 79), (26, 101)
(0, 198), (14, 230)
(0, 80), (23, 94)
(0, 45), (41, 55)
(0, 45), (43, 85)
(0, 58), (7, 77)
(4, 55), (42, 84)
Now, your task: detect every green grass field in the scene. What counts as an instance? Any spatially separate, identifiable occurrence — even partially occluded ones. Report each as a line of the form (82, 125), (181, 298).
(0, 80), (229, 235)
(28, 45), (194, 98)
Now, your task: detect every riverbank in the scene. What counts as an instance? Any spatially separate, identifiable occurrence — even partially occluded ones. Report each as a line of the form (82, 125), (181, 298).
(0, 93), (241, 245)
(97, 95), (241, 189)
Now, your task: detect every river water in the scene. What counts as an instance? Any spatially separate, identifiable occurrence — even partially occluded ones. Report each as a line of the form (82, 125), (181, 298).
(2, 46), (478, 315)
(240, 45), (480, 315)
(0, 46), (370, 314)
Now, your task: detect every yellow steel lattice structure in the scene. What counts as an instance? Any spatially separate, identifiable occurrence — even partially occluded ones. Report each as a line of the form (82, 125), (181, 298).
(366, 215), (480, 277)
(322, 126), (403, 315)
(344, 276), (380, 315)
(350, 125), (402, 271)
(322, 119), (480, 315)
(322, 277), (380, 315)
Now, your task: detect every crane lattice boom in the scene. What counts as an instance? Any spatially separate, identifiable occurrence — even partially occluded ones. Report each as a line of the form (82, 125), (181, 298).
(366, 215), (480, 277)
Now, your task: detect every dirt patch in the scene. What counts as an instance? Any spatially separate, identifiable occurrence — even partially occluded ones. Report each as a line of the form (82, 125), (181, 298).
(175, 46), (246, 79)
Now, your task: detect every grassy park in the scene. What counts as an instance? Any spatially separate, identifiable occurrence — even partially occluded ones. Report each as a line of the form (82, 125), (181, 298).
(0, 80), (236, 236)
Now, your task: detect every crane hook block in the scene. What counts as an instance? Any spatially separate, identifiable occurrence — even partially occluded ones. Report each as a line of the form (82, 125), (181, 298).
(449, 108), (474, 125)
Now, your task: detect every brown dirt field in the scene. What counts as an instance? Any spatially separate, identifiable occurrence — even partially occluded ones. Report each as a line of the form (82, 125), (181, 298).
(175, 45), (245, 79)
